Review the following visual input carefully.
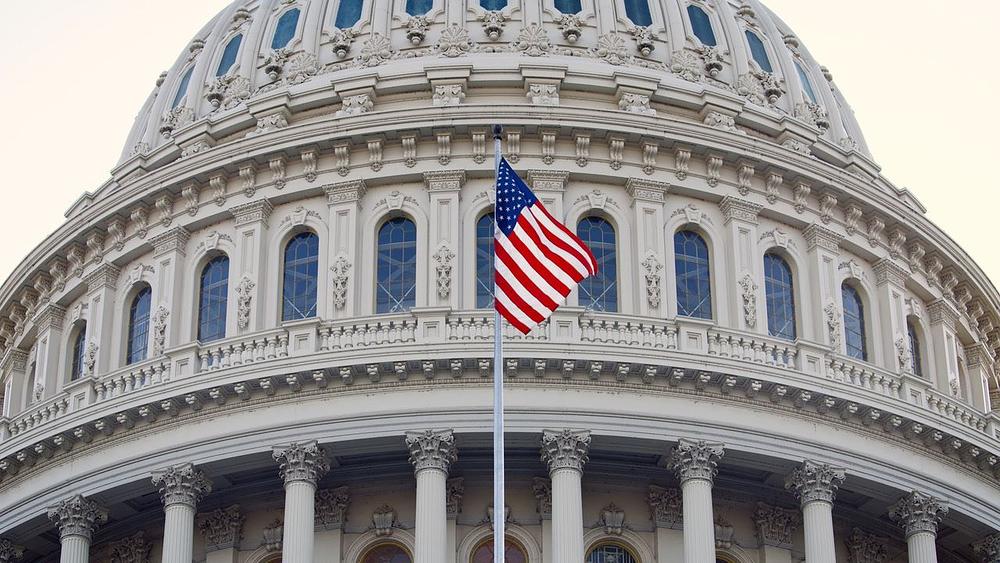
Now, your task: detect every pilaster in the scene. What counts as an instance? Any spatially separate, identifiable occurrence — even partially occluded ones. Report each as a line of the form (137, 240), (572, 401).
(972, 534), (1000, 563)
(627, 179), (669, 317)
(199, 505), (244, 552)
(84, 263), (119, 375)
(803, 224), (843, 346)
(229, 200), (273, 331)
(873, 258), (910, 373)
(846, 528), (889, 563)
(32, 304), (66, 399)
(527, 169), (570, 218)
(149, 227), (190, 352)
(720, 196), (764, 332)
(0, 539), (24, 563)
(927, 299), (962, 397)
(424, 172), (465, 309)
(325, 180), (366, 319)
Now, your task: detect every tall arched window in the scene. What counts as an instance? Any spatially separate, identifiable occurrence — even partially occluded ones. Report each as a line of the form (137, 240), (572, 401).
(377, 217), (417, 314)
(335, 0), (363, 28)
(282, 232), (319, 321)
(476, 213), (495, 309)
(271, 8), (301, 50)
(795, 60), (818, 103)
(361, 543), (411, 563)
(554, 0), (582, 13)
(171, 66), (194, 109)
(70, 323), (87, 381)
(471, 537), (528, 562)
(577, 217), (617, 312)
(687, 5), (717, 46)
(198, 256), (230, 342)
(745, 30), (773, 72)
(764, 253), (796, 340)
(216, 34), (242, 76)
(126, 285), (152, 365)
(675, 230), (712, 319)
(480, 0), (509, 9)
(623, 0), (653, 26)
(406, 0), (433, 15)
(908, 319), (923, 376)
(587, 543), (638, 563)
(842, 283), (867, 360)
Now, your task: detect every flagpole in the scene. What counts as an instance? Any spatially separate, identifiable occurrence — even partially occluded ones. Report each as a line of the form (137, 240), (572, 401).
(492, 124), (506, 563)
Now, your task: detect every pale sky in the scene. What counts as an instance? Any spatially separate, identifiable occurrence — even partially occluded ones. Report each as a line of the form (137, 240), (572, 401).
(0, 1), (997, 289)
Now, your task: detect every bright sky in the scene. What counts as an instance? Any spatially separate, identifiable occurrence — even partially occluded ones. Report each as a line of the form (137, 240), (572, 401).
(0, 1), (997, 289)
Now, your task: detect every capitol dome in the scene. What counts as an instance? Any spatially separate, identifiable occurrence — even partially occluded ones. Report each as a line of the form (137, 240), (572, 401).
(0, 0), (998, 562)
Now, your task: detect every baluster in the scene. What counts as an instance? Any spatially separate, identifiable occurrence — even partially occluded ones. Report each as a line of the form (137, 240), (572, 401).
(265, 336), (277, 358)
(278, 334), (289, 356)
(320, 327), (331, 351)
(197, 350), (208, 372)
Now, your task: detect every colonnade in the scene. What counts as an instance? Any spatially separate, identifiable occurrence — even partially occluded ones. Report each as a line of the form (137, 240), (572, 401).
(33, 432), (972, 563)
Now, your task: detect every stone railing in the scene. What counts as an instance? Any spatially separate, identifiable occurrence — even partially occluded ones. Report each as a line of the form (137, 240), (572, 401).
(707, 327), (798, 370)
(5, 393), (71, 440)
(93, 357), (173, 402)
(196, 329), (289, 372)
(318, 314), (417, 351)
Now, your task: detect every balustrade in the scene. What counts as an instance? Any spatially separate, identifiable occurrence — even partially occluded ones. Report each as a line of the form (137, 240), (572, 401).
(706, 329), (798, 369)
(318, 315), (416, 351)
(825, 356), (902, 400)
(93, 359), (172, 402)
(196, 330), (289, 372)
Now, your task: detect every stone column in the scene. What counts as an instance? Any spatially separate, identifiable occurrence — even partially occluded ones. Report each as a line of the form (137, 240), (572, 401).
(406, 429), (458, 563)
(274, 441), (331, 563)
(540, 429), (591, 563)
(889, 491), (949, 563)
(784, 460), (845, 563)
(47, 495), (108, 563)
(972, 534), (1000, 563)
(152, 463), (212, 563)
(0, 538), (25, 563)
(668, 439), (725, 563)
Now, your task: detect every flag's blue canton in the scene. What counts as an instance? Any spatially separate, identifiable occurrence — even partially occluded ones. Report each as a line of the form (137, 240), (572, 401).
(495, 158), (538, 236)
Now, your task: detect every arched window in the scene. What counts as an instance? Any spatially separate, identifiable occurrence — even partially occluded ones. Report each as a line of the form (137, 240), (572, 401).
(623, 0), (653, 26)
(70, 323), (87, 381)
(198, 256), (230, 342)
(908, 319), (923, 376)
(282, 232), (319, 321)
(554, 0), (582, 14)
(795, 60), (818, 103)
(406, 0), (433, 16)
(335, 0), (363, 28)
(476, 213), (495, 309)
(687, 5), (717, 46)
(764, 253), (796, 340)
(675, 230), (712, 319)
(216, 34), (242, 76)
(745, 30), (773, 72)
(377, 217), (417, 314)
(361, 543), (411, 563)
(577, 217), (617, 312)
(271, 8), (301, 50)
(171, 66), (194, 109)
(587, 543), (638, 563)
(126, 285), (152, 365)
(471, 537), (528, 563)
(480, 0), (509, 9)
(842, 283), (867, 360)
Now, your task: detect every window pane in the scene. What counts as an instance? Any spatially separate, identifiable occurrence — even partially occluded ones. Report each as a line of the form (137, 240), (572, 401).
(796, 61), (818, 103)
(361, 544), (411, 563)
(406, 0), (433, 16)
(216, 34), (242, 77)
(674, 231), (712, 319)
(481, 0), (509, 9)
(764, 254), (796, 340)
(746, 30), (773, 73)
(171, 67), (194, 109)
(127, 286), (152, 365)
(623, 0), (653, 26)
(842, 284), (867, 360)
(335, 0), (363, 28)
(198, 256), (230, 342)
(272, 8), (301, 50)
(71, 324), (87, 381)
(554, 0), (582, 14)
(477, 213), (495, 309)
(282, 232), (319, 321)
(377, 218), (417, 314)
(908, 321), (923, 376)
(587, 544), (638, 563)
(577, 217), (617, 312)
(687, 5), (717, 46)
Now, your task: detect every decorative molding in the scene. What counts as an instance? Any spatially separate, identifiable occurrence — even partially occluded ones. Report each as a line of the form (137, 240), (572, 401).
(107, 531), (151, 563)
(151, 463), (211, 509)
(647, 485), (682, 529)
(273, 441), (330, 486)
(230, 200), (274, 227)
(753, 502), (800, 549)
(846, 527), (889, 563)
(888, 491), (948, 538)
(641, 252), (664, 308)
(598, 503), (626, 535)
(532, 477), (552, 519)
(405, 429), (457, 473)
(199, 505), (244, 551)
(47, 495), (107, 541)
(668, 438), (725, 484)
(316, 486), (351, 530)
(330, 256), (351, 310)
(372, 505), (397, 537)
(719, 196), (762, 225)
(739, 273), (758, 328)
(540, 429), (591, 473)
(446, 477), (464, 518)
(423, 170), (466, 192)
(784, 460), (845, 506)
(626, 178), (669, 203)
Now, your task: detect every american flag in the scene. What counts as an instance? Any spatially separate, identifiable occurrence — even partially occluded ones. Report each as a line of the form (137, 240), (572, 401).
(494, 157), (598, 334)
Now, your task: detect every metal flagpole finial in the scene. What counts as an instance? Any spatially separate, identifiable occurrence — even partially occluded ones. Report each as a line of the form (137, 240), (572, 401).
(492, 124), (503, 140)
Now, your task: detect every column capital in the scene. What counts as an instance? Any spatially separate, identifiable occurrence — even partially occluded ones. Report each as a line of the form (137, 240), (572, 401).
(151, 463), (212, 509)
(273, 440), (331, 486)
(199, 505), (244, 551)
(150, 226), (191, 258)
(889, 490), (948, 538)
(47, 495), (108, 541)
(803, 223), (843, 252)
(324, 179), (367, 204)
(667, 438), (724, 484)
(316, 486), (352, 530)
(445, 478), (465, 519)
(532, 477), (552, 519)
(846, 528), (889, 563)
(423, 170), (466, 192)
(972, 533), (1000, 563)
(719, 196), (762, 225)
(0, 539), (24, 563)
(784, 460), (845, 506)
(753, 502), (801, 549)
(405, 429), (458, 473)
(230, 199), (274, 227)
(108, 531), (151, 563)
(540, 429), (591, 473)
(646, 485), (682, 529)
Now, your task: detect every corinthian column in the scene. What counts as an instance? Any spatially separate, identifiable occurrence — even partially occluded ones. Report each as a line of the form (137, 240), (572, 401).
(668, 439), (725, 563)
(152, 463), (212, 563)
(540, 429), (591, 563)
(0, 539), (25, 563)
(406, 429), (458, 563)
(47, 495), (108, 563)
(889, 491), (948, 563)
(274, 440), (331, 563)
(784, 460), (845, 563)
